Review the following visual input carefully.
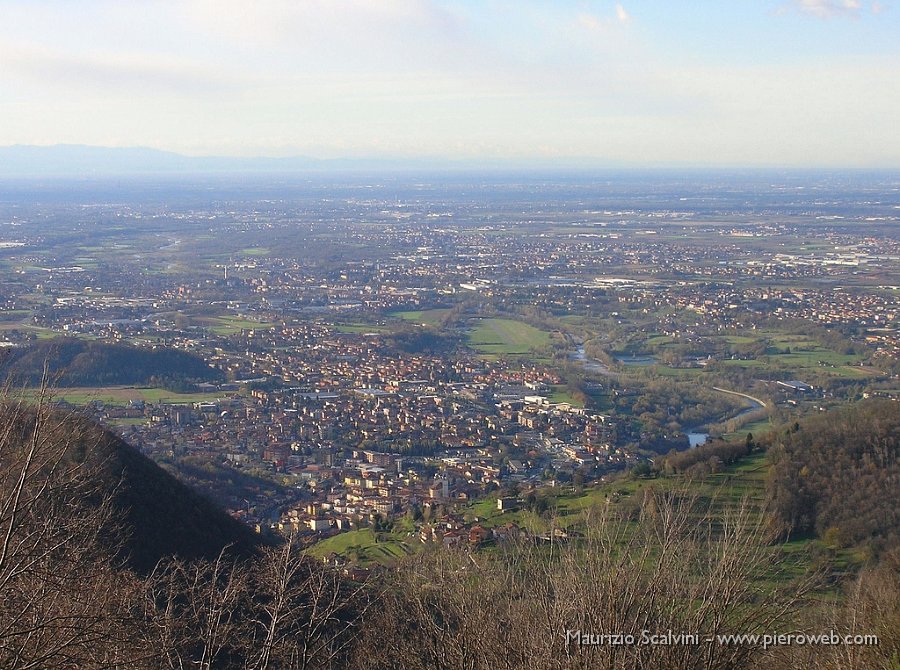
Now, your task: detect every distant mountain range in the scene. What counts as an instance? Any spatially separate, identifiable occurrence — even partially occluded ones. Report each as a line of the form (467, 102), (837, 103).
(0, 144), (651, 178)
(0, 144), (572, 177)
(0, 144), (339, 177)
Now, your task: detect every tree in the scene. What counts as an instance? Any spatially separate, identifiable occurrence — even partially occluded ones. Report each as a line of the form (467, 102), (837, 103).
(0, 388), (140, 668)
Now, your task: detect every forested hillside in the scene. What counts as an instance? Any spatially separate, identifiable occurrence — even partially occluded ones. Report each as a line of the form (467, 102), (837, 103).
(0, 337), (223, 387)
(765, 399), (899, 555)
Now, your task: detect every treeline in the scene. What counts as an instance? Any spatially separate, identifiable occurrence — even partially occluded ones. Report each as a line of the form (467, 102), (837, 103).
(611, 378), (743, 451)
(0, 337), (223, 388)
(765, 399), (900, 555)
(383, 327), (460, 355)
(660, 434), (756, 477)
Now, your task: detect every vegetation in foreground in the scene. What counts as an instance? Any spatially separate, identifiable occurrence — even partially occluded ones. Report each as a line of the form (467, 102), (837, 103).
(0, 393), (897, 669)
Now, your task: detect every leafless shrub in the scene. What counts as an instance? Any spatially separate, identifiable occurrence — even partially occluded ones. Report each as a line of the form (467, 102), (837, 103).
(0, 385), (142, 669)
(353, 489), (818, 670)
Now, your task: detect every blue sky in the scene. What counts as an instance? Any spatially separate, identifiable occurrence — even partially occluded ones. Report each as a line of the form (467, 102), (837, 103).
(1, 0), (898, 166)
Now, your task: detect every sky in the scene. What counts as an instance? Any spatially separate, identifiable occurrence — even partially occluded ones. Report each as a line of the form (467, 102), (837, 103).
(1, 0), (898, 167)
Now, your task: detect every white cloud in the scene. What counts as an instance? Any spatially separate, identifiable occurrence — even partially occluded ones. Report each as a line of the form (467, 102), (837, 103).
(788, 0), (865, 18)
(576, 4), (631, 33)
(0, 41), (240, 96)
(577, 12), (604, 32)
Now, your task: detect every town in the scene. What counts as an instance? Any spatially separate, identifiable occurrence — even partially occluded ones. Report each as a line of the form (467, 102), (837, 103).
(0, 173), (897, 559)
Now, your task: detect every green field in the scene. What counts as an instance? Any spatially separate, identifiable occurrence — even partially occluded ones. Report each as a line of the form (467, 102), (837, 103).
(463, 453), (775, 535)
(724, 417), (774, 441)
(206, 316), (279, 335)
(29, 386), (231, 406)
(332, 322), (390, 334)
(392, 309), (452, 327)
(465, 452), (774, 538)
(467, 318), (551, 356)
(0, 309), (31, 321)
(239, 247), (272, 257)
(721, 335), (757, 345)
(548, 386), (583, 406)
(307, 449), (858, 591)
(305, 527), (417, 566)
(0, 323), (66, 340)
(716, 347), (867, 379)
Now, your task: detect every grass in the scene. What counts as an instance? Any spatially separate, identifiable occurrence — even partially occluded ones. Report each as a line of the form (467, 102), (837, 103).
(392, 309), (452, 327)
(0, 310), (31, 321)
(305, 527), (418, 567)
(609, 326), (878, 383)
(645, 335), (676, 347)
(308, 449), (860, 597)
(717, 359), (766, 368)
(305, 528), (378, 557)
(332, 323), (389, 334)
(206, 316), (278, 335)
(724, 418), (775, 441)
(548, 386), (583, 406)
(30, 386), (231, 406)
(721, 335), (756, 345)
(0, 323), (63, 340)
(239, 247), (272, 257)
(467, 318), (551, 356)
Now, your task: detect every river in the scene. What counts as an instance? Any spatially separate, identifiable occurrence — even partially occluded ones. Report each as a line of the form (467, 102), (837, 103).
(682, 399), (767, 447)
(571, 345), (615, 376)
(571, 345), (767, 448)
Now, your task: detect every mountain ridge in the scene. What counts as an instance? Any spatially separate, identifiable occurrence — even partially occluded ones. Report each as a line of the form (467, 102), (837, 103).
(0, 143), (638, 177)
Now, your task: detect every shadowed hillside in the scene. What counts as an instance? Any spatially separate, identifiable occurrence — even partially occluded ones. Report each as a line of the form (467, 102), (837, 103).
(0, 337), (224, 388)
(0, 400), (262, 572)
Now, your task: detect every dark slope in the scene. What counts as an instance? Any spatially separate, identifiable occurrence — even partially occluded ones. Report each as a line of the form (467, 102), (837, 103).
(91, 421), (265, 571)
(766, 398), (900, 554)
(0, 337), (223, 387)
(1, 404), (264, 572)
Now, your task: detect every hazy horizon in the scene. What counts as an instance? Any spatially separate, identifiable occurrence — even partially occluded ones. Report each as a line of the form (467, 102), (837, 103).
(2, 143), (900, 177)
(1, 1), (899, 169)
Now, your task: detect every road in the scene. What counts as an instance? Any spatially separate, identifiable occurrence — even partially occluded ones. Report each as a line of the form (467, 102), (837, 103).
(711, 386), (768, 409)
